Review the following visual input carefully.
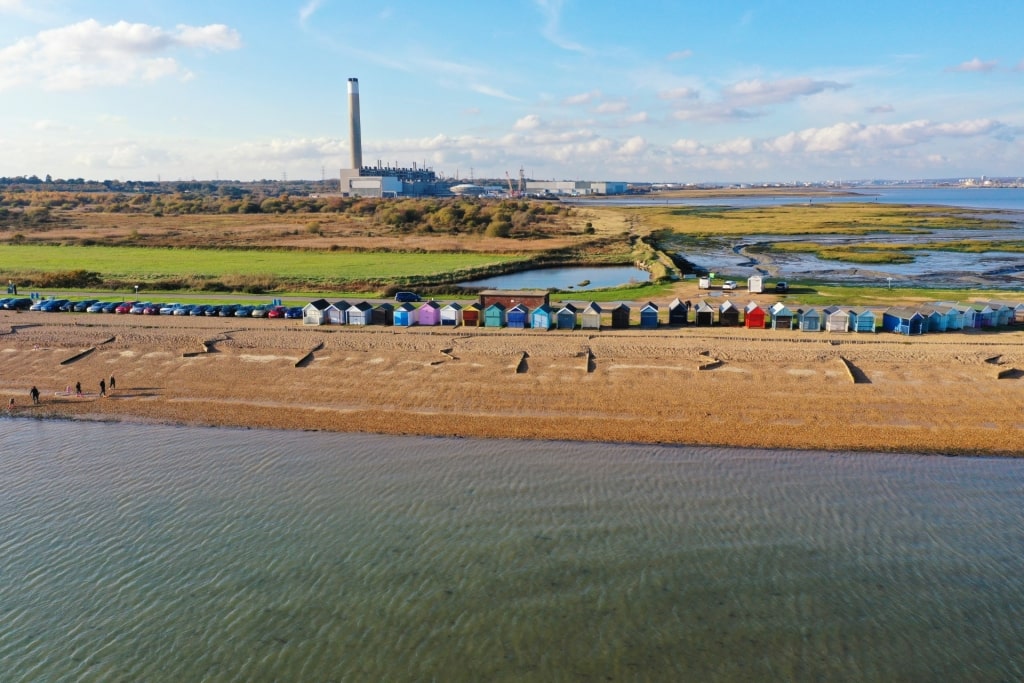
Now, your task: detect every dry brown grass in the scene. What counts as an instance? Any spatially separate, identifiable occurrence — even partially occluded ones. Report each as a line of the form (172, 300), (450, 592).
(2, 310), (1022, 456)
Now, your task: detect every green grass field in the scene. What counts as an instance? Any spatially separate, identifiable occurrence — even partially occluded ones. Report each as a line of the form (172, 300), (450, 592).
(0, 244), (526, 283)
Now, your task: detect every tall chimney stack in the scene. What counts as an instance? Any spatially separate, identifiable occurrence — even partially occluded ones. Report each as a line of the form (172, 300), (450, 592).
(347, 77), (362, 170)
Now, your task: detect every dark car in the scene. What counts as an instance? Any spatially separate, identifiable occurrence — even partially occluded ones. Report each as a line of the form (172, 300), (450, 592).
(205, 305), (223, 316)
(284, 306), (303, 319)
(74, 299), (99, 312)
(218, 304), (240, 317)
(5, 297), (33, 310)
(59, 300), (78, 312)
(101, 301), (121, 313)
(190, 304), (210, 316)
(394, 291), (421, 303)
(40, 299), (69, 312)
(774, 281), (789, 293)
(142, 303), (163, 315)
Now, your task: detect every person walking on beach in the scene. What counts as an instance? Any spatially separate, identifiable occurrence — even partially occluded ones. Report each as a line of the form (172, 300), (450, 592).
(75, 381), (82, 397)
(109, 375), (116, 391)
(99, 379), (106, 397)
(7, 398), (14, 411)
(30, 386), (39, 405)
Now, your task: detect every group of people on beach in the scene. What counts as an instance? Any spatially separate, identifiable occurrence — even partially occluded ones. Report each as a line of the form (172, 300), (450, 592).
(8, 375), (115, 411)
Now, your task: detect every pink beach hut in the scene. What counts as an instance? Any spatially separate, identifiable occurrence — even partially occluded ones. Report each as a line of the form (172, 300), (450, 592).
(417, 300), (441, 326)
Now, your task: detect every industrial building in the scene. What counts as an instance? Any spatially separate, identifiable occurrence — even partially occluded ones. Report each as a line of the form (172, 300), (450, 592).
(524, 180), (628, 196)
(338, 78), (446, 198)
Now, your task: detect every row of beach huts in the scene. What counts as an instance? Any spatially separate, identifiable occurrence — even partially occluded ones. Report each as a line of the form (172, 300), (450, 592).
(302, 290), (1024, 335)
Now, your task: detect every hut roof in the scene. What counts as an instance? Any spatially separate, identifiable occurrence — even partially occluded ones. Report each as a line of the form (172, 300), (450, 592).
(640, 301), (659, 312)
(306, 298), (330, 310)
(442, 302), (463, 311)
(583, 302), (602, 314)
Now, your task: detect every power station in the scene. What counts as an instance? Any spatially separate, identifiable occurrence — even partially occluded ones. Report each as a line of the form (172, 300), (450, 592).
(339, 77), (444, 197)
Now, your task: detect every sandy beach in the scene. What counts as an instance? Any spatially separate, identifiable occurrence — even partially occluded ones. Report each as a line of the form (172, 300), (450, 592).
(2, 310), (1022, 455)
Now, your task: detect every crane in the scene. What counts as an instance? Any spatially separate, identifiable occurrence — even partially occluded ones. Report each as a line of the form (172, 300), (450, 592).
(505, 171), (517, 198)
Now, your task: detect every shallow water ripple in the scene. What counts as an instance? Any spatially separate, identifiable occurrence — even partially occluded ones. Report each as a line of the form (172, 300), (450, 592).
(1, 420), (1023, 681)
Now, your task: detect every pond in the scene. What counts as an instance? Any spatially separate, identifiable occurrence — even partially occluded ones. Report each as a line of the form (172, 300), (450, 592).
(459, 265), (650, 291)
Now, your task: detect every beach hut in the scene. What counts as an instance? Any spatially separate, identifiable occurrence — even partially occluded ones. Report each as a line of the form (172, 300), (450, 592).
(372, 302), (394, 326)
(744, 301), (768, 329)
(639, 302), (659, 329)
(462, 302), (482, 327)
(955, 304), (976, 330)
(848, 308), (877, 333)
(325, 300), (350, 325)
(1013, 302), (1024, 325)
(747, 275), (763, 294)
(718, 300), (740, 327)
(581, 302), (603, 330)
(668, 298), (689, 325)
(441, 302), (463, 327)
(770, 302), (794, 330)
(346, 301), (374, 326)
(531, 303), (553, 330)
(610, 303), (631, 329)
(823, 306), (849, 333)
(882, 307), (925, 335)
(484, 302), (506, 328)
(799, 307), (822, 332)
(973, 304), (996, 328)
(393, 302), (417, 327)
(694, 300), (715, 327)
(507, 303), (529, 328)
(930, 304), (962, 331)
(920, 307), (947, 332)
(303, 298), (329, 326)
(986, 302), (1013, 327)
(418, 300), (441, 326)
(555, 303), (578, 330)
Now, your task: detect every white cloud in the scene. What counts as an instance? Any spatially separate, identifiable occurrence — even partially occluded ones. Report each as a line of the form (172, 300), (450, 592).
(763, 118), (1003, 155)
(947, 57), (998, 73)
(533, 0), (585, 53)
(0, 19), (241, 91)
(299, 0), (325, 24)
(618, 136), (646, 155)
(594, 100), (629, 114)
(514, 114), (542, 130)
(713, 138), (754, 155)
(722, 77), (849, 107)
(562, 89), (601, 106)
(624, 112), (649, 124)
(470, 83), (519, 101)
(666, 49), (692, 61)
(658, 87), (698, 101)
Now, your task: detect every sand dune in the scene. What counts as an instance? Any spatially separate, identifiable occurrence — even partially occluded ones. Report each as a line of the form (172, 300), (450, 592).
(2, 311), (1022, 455)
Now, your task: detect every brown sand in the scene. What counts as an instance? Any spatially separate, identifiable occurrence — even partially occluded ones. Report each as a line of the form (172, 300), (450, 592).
(2, 311), (1022, 455)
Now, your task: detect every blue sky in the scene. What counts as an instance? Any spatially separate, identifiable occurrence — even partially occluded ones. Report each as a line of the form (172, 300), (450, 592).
(1, 0), (1022, 183)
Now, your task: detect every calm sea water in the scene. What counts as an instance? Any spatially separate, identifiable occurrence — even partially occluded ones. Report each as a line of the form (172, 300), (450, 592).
(2, 419), (1023, 681)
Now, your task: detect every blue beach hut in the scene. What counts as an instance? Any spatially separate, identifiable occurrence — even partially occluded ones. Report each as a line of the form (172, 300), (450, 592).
(531, 304), (553, 330)
(639, 302), (659, 329)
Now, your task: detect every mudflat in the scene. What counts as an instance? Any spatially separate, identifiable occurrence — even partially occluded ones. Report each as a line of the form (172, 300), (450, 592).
(2, 311), (1022, 455)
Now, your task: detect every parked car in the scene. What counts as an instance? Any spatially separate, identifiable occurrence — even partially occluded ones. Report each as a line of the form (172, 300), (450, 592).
(394, 291), (421, 303)
(159, 303), (179, 315)
(284, 306), (303, 319)
(218, 304), (240, 317)
(73, 299), (99, 312)
(250, 305), (271, 318)
(4, 298), (33, 310)
(205, 305), (223, 316)
(129, 302), (149, 314)
(234, 305), (255, 317)
(190, 305), (211, 316)
(58, 300), (77, 312)
(101, 301), (121, 313)
(40, 299), (69, 312)
(86, 301), (109, 313)
(173, 304), (195, 315)
(267, 305), (288, 319)
(115, 301), (136, 314)
(142, 303), (163, 315)
(775, 281), (789, 293)
(722, 280), (737, 290)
